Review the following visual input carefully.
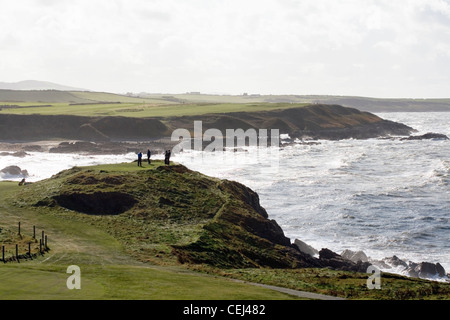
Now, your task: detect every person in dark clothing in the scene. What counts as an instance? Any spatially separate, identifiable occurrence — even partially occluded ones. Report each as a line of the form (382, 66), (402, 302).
(147, 149), (151, 164)
(164, 150), (171, 165)
(137, 152), (143, 167)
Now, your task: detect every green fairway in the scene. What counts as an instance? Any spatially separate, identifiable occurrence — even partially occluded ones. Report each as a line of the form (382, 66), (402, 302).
(2, 89), (450, 116)
(0, 89), (308, 118)
(0, 100), (308, 118)
(0, 264), (302, 300)
(0, 173), (301, 300)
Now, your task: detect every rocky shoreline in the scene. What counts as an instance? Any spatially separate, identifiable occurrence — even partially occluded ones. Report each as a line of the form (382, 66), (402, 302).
(293, 239), (449, 282)
(1, 130), (448, 158)
(0, 138), (179, 156)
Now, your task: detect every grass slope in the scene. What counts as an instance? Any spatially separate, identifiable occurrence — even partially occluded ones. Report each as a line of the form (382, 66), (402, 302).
(145, 93), (450, 112)
(0, 178), (299, 300)
(2, 90), (450, 118)
(12, 161), (306, 268)
(1, 163), (450, 300)
(0, 100), (307, 118)
(0, 89), (308, 118)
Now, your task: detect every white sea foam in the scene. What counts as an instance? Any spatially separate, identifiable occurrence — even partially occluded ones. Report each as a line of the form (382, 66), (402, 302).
(0, 152), (139, 182)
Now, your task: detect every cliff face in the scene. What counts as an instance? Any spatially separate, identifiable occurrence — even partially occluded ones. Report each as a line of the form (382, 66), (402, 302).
(173, 179), (319, 268)
(0, 114), (170, 141)
(167, 104), (414, 140)
(0, 104), (413, 142)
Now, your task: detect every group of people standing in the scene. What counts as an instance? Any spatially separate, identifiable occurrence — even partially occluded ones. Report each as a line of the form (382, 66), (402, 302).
(137, 149), (171, 167)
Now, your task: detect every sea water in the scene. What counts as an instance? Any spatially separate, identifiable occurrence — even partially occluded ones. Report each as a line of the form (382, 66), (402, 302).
(1, 112), (449, 275)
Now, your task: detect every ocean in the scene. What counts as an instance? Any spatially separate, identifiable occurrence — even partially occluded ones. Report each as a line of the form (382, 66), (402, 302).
(1, 112), (449, 276)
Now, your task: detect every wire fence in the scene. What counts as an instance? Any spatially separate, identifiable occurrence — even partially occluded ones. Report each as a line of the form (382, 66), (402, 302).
(1, 222), (50, 263)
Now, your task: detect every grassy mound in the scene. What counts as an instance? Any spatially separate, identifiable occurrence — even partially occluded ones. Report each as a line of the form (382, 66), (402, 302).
(14, 161), (313, 268)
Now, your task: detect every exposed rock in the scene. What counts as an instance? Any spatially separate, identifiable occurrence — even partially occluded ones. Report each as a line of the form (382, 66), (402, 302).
(45, 140), (177, 155)
(369, 259), (392, 269)
(77, 123), (110, 141)
(23, 145), (43, 152)
(0, 165), (29, 178)
(407, 262), (419, 278)
(401, 132), (449, 141)
(0, 151), (29, 157)
(407, 262), (447, 279)
(341, 249), (369, 263)
(319, 248), (371, 273)
(293, 239), (319, 257)
(49, 141), (100, 153)
(373, 256), (448, 280)
(218, 180), (269, 219)
(382, 255), (408, 268)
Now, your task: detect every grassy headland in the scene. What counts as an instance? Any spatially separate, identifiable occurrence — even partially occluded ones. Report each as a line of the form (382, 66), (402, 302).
(0, 89), (416, 145)
(1, 162), (449, 300)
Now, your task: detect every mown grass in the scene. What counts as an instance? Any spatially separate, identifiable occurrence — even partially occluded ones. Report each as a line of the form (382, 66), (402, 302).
(0, 175), (301, 300)
(0, 101), (308, 118)
(0, 264), (303, 300)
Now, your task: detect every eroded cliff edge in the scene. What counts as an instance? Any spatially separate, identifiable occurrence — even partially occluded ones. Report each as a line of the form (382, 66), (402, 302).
(0, 104), (414, 143)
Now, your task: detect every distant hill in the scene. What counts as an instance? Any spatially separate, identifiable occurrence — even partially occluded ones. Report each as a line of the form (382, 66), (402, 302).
(145, 93), (450, 112)
(0, 80), (88, 91)
(2, 86), (449, 112)
(0, 89), (154, 104)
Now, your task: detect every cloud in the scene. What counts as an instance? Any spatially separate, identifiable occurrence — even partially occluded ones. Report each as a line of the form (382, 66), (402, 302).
(0, 0), (449, 97)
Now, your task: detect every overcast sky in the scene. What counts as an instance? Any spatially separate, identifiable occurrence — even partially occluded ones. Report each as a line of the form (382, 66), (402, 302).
(1, 0), (450, 97)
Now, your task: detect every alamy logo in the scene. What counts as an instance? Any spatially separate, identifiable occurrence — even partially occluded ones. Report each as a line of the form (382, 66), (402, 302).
(66, 265), (81, 290)
(367, 265), (381, 290)
(171, 121), (281, 172)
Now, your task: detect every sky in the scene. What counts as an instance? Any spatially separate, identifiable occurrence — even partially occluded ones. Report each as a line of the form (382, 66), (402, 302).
(1, 0), (450, 98)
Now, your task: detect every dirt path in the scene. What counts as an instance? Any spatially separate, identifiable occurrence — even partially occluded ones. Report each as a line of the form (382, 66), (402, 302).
(232, 279), (346, 300)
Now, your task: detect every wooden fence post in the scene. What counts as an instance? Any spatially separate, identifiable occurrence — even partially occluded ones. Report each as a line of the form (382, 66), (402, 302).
(18, 222), (21, 236)
(2, 245), (4, 263)
(39, 239), (42, 254)
(16, 244), (19, 261)
(33, 226), (36, 239)
(28, 242), (31, 256)
(45, 235), (48, 251)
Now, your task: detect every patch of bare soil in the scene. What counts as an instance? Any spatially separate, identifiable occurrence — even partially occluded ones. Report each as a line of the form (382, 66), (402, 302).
(53, 191), (137, 215)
